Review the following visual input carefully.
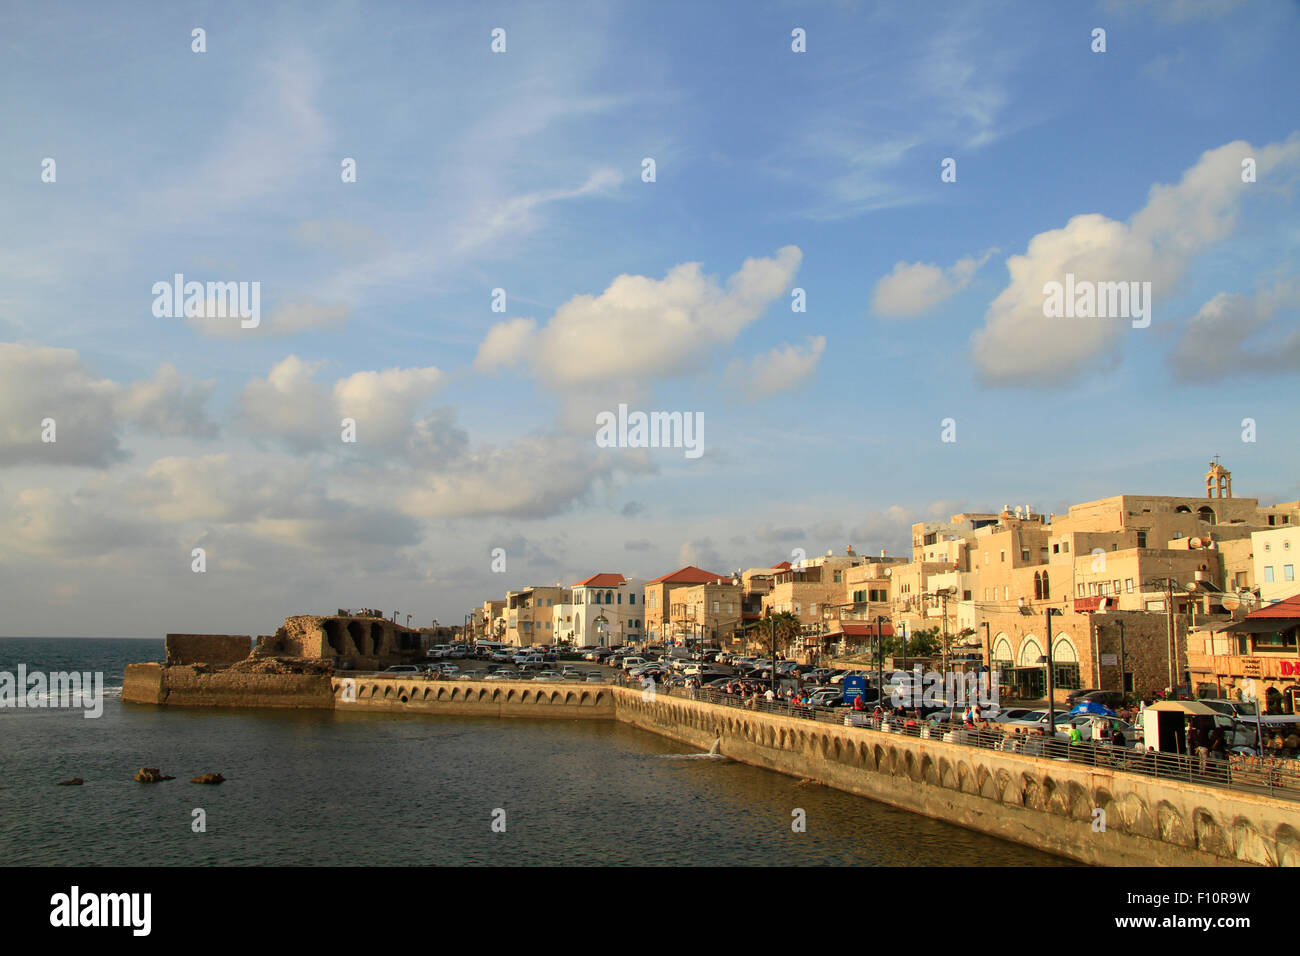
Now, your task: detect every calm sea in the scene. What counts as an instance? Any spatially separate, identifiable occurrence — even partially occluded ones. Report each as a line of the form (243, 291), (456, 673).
(0, 638), (1072, 866)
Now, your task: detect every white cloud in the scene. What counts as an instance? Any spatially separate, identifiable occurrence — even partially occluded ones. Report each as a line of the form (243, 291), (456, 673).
(399, 433), (623, 519)
(0, 342), (124, 467)
(475, 247), (802, 391)
(116, 362), (218, 438)
(1167, 280), (1300, 382)
(872, 250), (995, 318)
(723, 336), (826, 401)
(0, 344), (216, 466)
(473, 317), (538, 372)
(239, 356), (447, 453)
(971, 136), (1300, 386)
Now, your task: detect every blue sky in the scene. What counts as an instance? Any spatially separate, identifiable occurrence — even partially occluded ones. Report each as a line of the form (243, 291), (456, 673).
(1, 0), (1298, 636)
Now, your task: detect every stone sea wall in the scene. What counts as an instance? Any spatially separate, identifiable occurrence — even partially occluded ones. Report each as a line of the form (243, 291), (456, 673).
(610, 686), (1300, 868)
(124, 662), (332, 709)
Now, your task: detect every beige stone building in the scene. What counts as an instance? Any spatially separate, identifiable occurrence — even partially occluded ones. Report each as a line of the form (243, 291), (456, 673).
(644, 566), (730, 643)
(667, 580), (745, 647)
(504, 585), (571, 646)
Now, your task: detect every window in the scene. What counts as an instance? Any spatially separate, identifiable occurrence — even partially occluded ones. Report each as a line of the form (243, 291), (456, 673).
(1265, 542), (1272, 552)
(1021, 549), (1031, 561)
(1100, 582), (1110, 596)
(834, 571), (843, 583)
(1077, 584), (1085, 597)
(984, 552), (989, 564)
(1125, 578), (1134, 593)
(1063, 542), (1070, 553)
(1003, 586), (1009, 600)
(1000, 551), (1006, 563)
(1264, 566), (1275, 582)
(713, 601), (720, 613)
(1053, 543), (1060, 554)
(630, 594), (636, 605)
(1286, 565), (1295, 582)
(1113, 580), (1120, 593)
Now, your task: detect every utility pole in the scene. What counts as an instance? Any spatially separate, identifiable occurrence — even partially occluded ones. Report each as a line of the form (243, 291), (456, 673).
(1046, 608), (1057, 731)
(1117, 618), (1127, 699)
(876, 615), (885, 708)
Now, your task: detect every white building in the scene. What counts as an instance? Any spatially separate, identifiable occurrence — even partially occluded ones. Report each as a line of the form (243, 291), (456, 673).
(1253, 526), (1300, 605)
(570, 573), (646, 647)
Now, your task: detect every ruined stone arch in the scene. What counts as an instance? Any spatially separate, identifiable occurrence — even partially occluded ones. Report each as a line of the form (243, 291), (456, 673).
(346, 620), (370, 656)
(1193, 810), (1229, 858)
(1064, 780), (1091, 821)
(1155, 801), (1193, 848)
(920, 754), (938, 785)
(1272, 823), (1300, 867)
(904, 750), (921, 782)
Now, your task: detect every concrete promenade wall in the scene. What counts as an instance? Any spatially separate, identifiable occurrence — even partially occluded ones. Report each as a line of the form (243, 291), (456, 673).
(123, 663), (332, 709)
(330, 677), (617, 719)
(610, 687), (1300, 867)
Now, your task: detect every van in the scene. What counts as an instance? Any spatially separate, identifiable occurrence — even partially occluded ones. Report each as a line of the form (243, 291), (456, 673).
(513, 652), (544, 666)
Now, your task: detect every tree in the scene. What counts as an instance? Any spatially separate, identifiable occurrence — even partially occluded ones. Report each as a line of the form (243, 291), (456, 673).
(751, 611), (800, 663)
(890, 626), (939, 658)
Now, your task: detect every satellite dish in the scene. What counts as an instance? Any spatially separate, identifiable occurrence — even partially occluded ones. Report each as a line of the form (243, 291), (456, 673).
(1189, 537), (1203, 549)
(1221, 593), (1241, 611)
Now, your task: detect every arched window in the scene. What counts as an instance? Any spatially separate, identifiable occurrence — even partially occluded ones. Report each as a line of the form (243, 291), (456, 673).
(1041, 570), (1050, 600)
(605, 590), (614, 604)
(1053, 635), (1077, 662)
(1018, 636), (1043, 666)
(1033, 572), (1043, 600)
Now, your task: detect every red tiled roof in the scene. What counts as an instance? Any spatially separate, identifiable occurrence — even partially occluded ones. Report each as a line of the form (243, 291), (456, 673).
(1246, 594), (1300, 620)
(573, 573), (626, 588)
(647, 566), (728, 585)
(771, 561), (792, 571)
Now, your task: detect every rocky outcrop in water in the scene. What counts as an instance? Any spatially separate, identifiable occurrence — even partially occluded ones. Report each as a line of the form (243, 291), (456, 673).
(134, 767), (175, 783)
(56, 778), (84, 786)
(190, 772), (226, 784)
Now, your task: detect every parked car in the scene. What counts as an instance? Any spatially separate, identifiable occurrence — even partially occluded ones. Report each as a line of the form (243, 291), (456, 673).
(1198, 698), (1260, 719)
(1065, 688), (1101, 703)
(382, 665), (421, 675)
(1080, 690), (1126, 710)
(483, 668), (519, 680)
(584, 672), (605, 683)
(621, 657), (648, 671)
(808, 688), (845, 708)
(533, 671), (564, 682)
(993, 708), (1037, 723)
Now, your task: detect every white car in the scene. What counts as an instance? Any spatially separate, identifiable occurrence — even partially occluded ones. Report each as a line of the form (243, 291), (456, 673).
(621, 657), (648, 671)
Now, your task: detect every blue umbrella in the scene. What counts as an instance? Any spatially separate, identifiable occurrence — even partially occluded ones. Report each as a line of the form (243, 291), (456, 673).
(1069, 701), (1117, 717)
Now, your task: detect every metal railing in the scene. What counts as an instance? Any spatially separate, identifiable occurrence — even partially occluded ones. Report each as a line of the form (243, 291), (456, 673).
(639, 681), (1300, 801)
